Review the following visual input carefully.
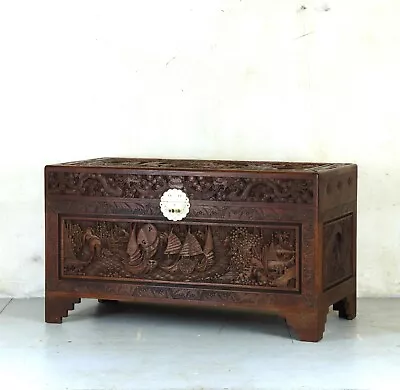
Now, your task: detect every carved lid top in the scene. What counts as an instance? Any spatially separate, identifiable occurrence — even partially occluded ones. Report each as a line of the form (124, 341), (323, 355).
(54, 157), (350, 172)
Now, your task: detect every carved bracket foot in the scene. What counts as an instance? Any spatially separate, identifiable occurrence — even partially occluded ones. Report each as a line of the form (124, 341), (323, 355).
(45, 294), (82, 323)
(333, 292), (356, 320)
(285, 307), (329, 342)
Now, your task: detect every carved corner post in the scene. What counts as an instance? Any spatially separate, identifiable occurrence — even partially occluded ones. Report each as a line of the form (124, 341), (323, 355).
(332, 198), (357, 321)
(288, 183), (331, 343)
(45, 167), (82, 324)
(319, 165), (358, 322)
(284, 174), (330, 343)
(283, 212), (330, 343)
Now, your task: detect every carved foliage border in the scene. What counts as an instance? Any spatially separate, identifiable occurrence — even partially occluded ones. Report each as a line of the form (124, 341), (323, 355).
(46, 198), (313, 223)
(47, 171), (314, 204)
(52, 279), (308, 308)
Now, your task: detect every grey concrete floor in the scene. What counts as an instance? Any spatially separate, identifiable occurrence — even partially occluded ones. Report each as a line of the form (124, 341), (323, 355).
(0, 298), (399, 390)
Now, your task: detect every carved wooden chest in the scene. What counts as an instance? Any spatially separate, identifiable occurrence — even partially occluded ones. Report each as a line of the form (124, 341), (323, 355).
(45, 158), (357, 342)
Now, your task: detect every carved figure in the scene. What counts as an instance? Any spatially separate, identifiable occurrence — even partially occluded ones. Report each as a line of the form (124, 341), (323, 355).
(82, 228), (102, 261)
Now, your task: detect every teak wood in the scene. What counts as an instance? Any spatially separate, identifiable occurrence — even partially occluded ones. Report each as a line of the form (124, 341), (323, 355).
(45, 158), (357, 342)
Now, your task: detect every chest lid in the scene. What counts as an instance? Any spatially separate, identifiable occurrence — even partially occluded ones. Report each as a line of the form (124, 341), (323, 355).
(52, 157), (345, 173)
(46, 157), (352, 204)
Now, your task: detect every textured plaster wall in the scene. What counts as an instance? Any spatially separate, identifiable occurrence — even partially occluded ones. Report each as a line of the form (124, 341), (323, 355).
(0, 0), (399, 297)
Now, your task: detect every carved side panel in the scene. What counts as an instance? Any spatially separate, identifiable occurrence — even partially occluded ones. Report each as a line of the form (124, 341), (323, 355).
(323, 214), (354, 290)
(61, 219), (300, 292)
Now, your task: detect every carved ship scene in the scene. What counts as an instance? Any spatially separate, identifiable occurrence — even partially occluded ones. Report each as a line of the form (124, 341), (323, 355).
(62, 220), (298, 290)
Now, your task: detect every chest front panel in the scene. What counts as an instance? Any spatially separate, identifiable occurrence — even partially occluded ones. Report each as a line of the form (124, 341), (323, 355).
(61, 218), (300, 292)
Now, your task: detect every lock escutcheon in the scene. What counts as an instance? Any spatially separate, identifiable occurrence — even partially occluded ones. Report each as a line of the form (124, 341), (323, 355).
(160, 189), (190, 221)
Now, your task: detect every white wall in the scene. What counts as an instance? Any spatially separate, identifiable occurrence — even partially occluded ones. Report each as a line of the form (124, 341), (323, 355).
(0, 0), (399, 297)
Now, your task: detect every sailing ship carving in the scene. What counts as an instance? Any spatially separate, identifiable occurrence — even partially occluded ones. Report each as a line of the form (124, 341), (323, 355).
(62, 220), (297, 289)
(123, 224), (215, 276)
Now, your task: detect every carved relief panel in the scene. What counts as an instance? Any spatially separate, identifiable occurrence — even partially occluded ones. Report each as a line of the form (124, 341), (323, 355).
(323, 214), (354, 289)
(47, 172), (314, 204)
(61, 219), (300, 291)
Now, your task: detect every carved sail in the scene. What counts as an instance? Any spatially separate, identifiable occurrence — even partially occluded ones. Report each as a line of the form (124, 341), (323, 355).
(127, 225), (138, 256)
(142, 236), (159, 259)
(203, 228), (214, 257)
(125, 224), (156, 275)
(158, 230), (181, 273)
(198, 227), (214, 270)
(137, 224), (157, 247)
(164, 231), (182, 255)
(177, 231), (203, 275)
(180, 232), (203, 257)
(126, 224), (142, 264)
(137, 224), (159, 259)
